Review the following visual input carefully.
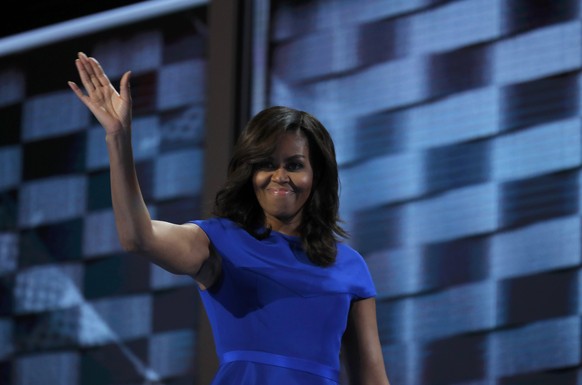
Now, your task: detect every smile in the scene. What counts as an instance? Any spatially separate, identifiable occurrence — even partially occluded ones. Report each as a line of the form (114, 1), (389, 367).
(266, 188), (294, 196)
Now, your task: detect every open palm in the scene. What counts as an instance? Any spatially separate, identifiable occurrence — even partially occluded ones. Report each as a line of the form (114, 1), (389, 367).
(68, 52), (132, 135)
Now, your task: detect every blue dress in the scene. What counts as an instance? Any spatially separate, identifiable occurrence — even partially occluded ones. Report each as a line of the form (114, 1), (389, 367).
(191, 218), (376, 385)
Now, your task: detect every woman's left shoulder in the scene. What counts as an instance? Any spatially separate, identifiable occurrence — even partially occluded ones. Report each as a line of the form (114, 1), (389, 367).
(334, 242), (377, 298)
(336, 241), (365, 260)
(335, 242), (369, 270)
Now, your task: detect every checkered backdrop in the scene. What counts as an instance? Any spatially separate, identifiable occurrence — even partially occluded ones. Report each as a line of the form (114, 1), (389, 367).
(0, 4), (208, 385)
(263, 1), (582, 384)
(2, 1), (582, 385)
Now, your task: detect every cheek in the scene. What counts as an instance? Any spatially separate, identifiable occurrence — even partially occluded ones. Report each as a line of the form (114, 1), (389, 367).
(253, 172), (267, 191)
(298, 173), (313, 191)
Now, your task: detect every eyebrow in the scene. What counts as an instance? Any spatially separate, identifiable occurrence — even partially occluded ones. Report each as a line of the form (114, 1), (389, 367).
(265, 154), (306, 160)
(285, 154), (305, 160)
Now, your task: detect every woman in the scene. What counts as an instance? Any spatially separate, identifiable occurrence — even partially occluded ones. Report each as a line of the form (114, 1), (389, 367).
(69, 52), (390, 385)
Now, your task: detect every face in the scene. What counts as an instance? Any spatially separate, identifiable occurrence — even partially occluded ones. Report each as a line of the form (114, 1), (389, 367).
(252, 130), (314, 233)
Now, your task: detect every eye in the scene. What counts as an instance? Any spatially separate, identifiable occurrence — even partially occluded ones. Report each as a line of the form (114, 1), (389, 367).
(286, 162), (304, 172)
(255, 161), (275, 170)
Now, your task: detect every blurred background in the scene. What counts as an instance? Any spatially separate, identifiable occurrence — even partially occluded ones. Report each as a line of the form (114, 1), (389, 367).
(0, 0), (580, 384)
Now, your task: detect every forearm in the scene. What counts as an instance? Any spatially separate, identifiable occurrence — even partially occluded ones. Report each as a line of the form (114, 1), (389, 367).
(105, 129), (153, 253)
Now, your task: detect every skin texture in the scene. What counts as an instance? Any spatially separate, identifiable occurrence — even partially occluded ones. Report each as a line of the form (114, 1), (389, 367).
(69, 52), (390, 384)
(252, 131), (313, 236)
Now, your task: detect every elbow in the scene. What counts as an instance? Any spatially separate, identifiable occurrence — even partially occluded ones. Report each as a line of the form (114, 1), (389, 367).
(119, 238), (139, 253)
(118, 233), (146, 254)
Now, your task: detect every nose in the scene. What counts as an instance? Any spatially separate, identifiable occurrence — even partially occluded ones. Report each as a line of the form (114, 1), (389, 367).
(272, 167), (289, 183)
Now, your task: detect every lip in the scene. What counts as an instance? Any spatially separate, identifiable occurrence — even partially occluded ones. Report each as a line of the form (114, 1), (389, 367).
(266, 187), (294, 196)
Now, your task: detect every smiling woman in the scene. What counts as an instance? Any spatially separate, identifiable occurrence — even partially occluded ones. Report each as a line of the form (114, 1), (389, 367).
(252, 130), (314, 234)
(214, 106), (344, 267)
(69, 50), (390, 384)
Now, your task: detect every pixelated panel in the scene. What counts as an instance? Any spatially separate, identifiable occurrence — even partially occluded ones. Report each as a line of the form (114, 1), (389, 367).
(354, 109), (406, 160)
(83, 254), (150, 299)
(150, 264), (193, 291)
(497, 269), (578, 326)
(135, 159), (156, 202)
(421, 236), (489, 290)
(152, 286), (198, 332)
(500, 170), (579, 229)
(19, 219), (83, 267)
(89, 295), (152, 342)
(352, 205), (404, 255)
(498, 369), (578, 385)
(14, 351), (79, 385)
(490, 317), (579, 377)
(0, 355), (10, 384)
(13, 264), (83, 315)
(23, 133), (86, 181)
(80, 339), (149, 385)
(0, 103), (22, 146)
(429, 44), (492, 98)
(424, 139), (491, 194)
(491, 216), (580, 280)
(0, 190), (19, 231)
(149, 330), (196, 378)
(129, 71), (159, 116)
(87, 170), (112, 212)
(18, 175), (87, 228)
(358, 18), (404, 67)
(157, 59), (206, 110)
(0, 232), (18, 274)
(503, 0), (579, 35)
(420, 334), (487, 385)
(153, 149), (204, 200)
(156, 195), (203, 225)
(0, 146), (21, 191)
(14, 306), (81, 352)
(159, 105), (205, 152)
(412, 281), (495, 341)
(0, 275), (14, 316)
(21, 91), (89, 142)
(0, 67), (25, 107)
(375, 298), (410, 346)
(82, 209), (124, 258)
(501, 73), (579, 132)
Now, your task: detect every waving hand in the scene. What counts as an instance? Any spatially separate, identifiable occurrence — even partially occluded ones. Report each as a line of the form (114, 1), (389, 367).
(68, 52), (132, 135)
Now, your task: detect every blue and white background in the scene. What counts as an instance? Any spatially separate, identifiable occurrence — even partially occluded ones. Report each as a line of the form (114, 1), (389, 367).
(0, 0), (580, 384)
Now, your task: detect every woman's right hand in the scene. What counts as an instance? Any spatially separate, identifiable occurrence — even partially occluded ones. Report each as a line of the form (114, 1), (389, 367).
(68, 52), (132, 135)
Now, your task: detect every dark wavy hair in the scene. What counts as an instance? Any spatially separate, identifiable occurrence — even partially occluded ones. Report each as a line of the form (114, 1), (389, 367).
(213, 105), (348, 266)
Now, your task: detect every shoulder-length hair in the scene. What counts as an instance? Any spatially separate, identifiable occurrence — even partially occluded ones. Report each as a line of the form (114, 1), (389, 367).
(213, 105), (348, 266)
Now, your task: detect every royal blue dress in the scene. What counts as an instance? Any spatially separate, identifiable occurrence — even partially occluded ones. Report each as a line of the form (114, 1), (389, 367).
(191, 218), (376, 385)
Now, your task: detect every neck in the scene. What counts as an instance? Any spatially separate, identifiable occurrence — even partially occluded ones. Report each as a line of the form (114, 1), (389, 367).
(264, 216), (301, 236)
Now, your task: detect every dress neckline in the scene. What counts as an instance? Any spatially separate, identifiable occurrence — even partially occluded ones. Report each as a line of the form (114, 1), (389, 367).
(269, 229), (302, 244)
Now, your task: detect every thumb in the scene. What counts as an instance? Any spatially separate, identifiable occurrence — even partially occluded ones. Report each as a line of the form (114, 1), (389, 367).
(119, 70), (132, 101)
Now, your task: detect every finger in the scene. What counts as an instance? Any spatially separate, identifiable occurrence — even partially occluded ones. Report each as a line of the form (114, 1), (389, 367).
(68, 81), (110, 122)
(78, 52), (102, 92)
(75, 58), (95, 92)
(119, 71), (132, 101)
(68, 81), (96, 110)
(88, 56), (114, 89)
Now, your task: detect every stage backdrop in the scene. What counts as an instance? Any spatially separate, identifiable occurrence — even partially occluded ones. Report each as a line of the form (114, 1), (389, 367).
(0, 3), (208, 384)
(1, 1), (581, 385)
(256, 1), (581, 384)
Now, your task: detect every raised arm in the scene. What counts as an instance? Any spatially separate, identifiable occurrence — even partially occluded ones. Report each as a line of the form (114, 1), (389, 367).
(342, 297), (391, 385)
(68, 52), (213, 283)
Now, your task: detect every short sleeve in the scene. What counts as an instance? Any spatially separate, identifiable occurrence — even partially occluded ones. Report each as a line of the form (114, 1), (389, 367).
(335, 243), (377, 300)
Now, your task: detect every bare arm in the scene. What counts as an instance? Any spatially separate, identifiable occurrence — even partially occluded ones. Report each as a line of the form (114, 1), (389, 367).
(342, 298), (391, 385)
(68, 52), (212, 280)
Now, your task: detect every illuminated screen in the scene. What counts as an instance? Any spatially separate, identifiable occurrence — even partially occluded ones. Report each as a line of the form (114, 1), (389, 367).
(0, 4), (208, 384)
(262, 1), (581, 384)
